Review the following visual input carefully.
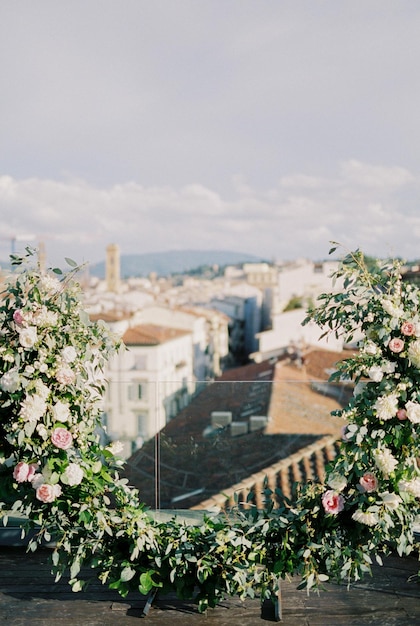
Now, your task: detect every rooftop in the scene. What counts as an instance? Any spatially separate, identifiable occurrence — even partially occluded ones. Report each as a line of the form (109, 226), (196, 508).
(122, 323), (190, 346)
(1, 545), (418, 625)
(124, 352), (349, 509)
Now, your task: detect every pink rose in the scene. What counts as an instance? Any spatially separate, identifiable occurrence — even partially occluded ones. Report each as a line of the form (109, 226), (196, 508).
(401, 322), (416, 336)
(322, 489), (345, 515)
(359, 472), (378, 493)
(13, 309), (25, 325)
(396, 408), (408, 421)
(13, 461), (39, 483)
(388, 337), (404, 353)
(36, 483), (62, 503)
(51, 427), (73, 450)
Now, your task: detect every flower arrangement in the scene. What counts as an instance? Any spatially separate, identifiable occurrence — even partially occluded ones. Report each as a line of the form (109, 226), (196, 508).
(0, 250), (126, 505)
(0, 249), (154, 585)
(0, 245), (418, 614)
(304, 246), (420, 546)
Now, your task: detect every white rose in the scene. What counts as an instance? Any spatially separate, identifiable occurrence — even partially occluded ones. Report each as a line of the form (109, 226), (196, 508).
(0, 369), (20, 393)
(52, 400), (71, 423)
(53, 483), (62, 497)
(61, 346), (77, 363)
(19, 326), (38, 348)
(368, 365), (383, 382)
(31, 473), (44, 489)
(405, 401), (420, 424)
(363, 341), (380, 356)
(62, 463), (84, 486)
(106, 440), (124, 456)
(36, 423), (48, 439)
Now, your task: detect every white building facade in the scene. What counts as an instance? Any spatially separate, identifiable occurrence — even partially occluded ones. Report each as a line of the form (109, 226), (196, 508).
(104, 323), (194, 457)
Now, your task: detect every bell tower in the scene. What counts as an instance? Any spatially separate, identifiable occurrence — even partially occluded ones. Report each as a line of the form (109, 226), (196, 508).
(106, 243), (120, 293)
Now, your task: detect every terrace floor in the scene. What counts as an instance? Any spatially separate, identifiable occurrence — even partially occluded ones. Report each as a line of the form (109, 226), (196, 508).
(0, 546), (419, 625)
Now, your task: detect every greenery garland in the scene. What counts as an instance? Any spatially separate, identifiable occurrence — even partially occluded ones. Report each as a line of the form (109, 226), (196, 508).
(0, 245), (418, 614)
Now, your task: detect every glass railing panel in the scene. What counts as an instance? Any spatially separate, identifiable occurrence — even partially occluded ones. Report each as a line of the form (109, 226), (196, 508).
(106, 375), (350, 512)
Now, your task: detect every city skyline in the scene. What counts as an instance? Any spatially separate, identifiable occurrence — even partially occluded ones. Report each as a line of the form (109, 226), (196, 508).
(1, 1), (420, 265)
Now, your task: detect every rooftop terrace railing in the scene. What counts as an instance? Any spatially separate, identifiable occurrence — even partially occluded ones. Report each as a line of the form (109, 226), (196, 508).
(102, 377), (348, 511)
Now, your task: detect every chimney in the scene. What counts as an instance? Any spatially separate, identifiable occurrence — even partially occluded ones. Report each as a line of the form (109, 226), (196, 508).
(210, 411), (232, 428)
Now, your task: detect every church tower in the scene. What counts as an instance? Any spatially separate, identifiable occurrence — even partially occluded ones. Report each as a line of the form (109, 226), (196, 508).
(38, 241), (47, 273)
(106, 243), (120, 293)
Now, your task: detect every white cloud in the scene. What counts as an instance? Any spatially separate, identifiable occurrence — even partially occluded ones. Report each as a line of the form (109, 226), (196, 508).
(340, 160), (414, 188)
(1, 158), (420, 266)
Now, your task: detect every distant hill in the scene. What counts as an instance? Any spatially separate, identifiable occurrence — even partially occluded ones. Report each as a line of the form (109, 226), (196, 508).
(89, 250), (266, 279)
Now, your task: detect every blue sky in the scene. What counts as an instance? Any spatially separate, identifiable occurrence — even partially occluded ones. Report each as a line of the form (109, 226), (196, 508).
(1, 1), (420, 265)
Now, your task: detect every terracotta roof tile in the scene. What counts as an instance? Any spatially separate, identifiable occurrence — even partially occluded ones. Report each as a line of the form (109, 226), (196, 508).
(123, 355), (350, 509)
(122, 323), (190, 346)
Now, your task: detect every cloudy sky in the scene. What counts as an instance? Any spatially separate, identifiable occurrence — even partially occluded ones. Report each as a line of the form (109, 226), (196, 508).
(1, 0), (420, 266)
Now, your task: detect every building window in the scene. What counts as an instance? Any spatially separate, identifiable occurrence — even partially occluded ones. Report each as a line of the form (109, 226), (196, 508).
(128, 382), (146, 401)
(137, 413), (147, 439)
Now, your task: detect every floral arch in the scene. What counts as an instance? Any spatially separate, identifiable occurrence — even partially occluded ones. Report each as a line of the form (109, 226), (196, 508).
(0, 246), (418, 613)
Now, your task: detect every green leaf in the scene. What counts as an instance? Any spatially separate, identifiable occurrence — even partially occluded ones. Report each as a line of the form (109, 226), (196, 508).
(139, 571), (154, 594)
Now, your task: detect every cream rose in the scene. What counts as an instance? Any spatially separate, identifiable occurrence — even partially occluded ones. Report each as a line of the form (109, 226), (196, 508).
(18, 326), (38, 349)
(62, 462), (84, 486)
(61, 346), (77, 363)
(56, 366), (76, 385)
(52, 400), (71, 423)
(405, 401), (420, 424)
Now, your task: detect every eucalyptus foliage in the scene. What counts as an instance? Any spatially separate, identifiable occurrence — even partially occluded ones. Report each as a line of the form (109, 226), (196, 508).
(0, 246), (418, 614)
